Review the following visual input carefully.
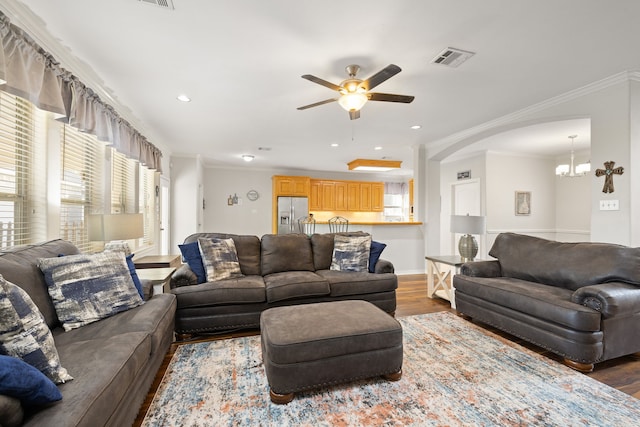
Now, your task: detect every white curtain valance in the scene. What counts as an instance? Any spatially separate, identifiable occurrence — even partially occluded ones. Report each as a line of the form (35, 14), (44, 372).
(0, 12), (162, 172)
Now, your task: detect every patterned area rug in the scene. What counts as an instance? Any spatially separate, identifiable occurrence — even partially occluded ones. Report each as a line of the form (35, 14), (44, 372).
(142, 312), (640, 426)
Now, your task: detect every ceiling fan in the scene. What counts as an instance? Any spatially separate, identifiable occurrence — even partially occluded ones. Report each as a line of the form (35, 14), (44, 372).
(297, 64), (415, 120)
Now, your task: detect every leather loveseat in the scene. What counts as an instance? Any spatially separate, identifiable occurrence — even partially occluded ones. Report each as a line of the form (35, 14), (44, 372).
(170, 232), (397, 336)
(454, 232), (640, 372)
(0, 239), (176, 427)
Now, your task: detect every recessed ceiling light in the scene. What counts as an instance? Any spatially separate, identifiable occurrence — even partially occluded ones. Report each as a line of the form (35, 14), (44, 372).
(241, 154), (254, 162)
(331, 143), (339, 147)
(374, 146), (383, 150)
(176, 94), (191, 102)
(410, 125), (422, 130)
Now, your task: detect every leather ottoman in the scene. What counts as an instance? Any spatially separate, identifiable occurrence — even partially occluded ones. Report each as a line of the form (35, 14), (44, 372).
(260, 300), (403, 404)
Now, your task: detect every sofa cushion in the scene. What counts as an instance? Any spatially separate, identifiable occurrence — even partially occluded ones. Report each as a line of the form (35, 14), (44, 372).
(0, 395), (22, 427)
(454, 275), (602, 332)
(261, 234), (315, 275)
(184, 233), (262, 276)
(489, 233), (640, 290)
(179, 241), (207, 283)
(0, 276), (73, 384)
(172, 276), (266, 308)
(125, 254), (145, 299)
(0, 240), (79, 329)
(263, 271), (330, 303)
(198, 238), (244, 282)
(0, 355), (62, 406)
(316, 270), (398, 297)
(38, 251), (144, 331)
(330, 234), (371, 272)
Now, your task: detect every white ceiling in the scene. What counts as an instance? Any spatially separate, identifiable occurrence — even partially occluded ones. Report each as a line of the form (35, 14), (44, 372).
(5, 0), (640, 177)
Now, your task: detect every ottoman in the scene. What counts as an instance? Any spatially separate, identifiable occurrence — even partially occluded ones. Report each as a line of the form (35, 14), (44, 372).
(260, 300), (403, 404)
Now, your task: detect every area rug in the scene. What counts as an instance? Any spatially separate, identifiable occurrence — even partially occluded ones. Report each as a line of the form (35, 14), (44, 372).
(142, 312), (640, 426)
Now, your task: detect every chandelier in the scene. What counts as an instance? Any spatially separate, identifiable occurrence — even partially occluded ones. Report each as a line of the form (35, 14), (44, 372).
(555, 135), (590, 177)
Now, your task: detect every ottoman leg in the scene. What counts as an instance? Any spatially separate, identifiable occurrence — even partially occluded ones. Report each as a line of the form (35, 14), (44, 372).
(269, 389), (294, 404)
(383, 369), (402, 381)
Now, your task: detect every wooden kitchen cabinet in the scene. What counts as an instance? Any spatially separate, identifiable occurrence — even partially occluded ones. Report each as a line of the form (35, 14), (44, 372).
(371, 182), (384, 211)
(273, 175), (310, 196)
(359, 183), (372, 211)
(309, 180), (322, 211)
(335, 181), (348, 211)
(321, 181), (336, 210)
(347, 182), (360, 211)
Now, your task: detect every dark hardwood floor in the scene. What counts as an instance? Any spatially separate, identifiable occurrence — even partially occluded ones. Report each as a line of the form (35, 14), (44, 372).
(134, 274), (640, 425)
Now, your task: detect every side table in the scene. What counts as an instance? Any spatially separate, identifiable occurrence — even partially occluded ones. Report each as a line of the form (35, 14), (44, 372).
(133, 254), (181, 269)
(136, 267), (176, 296)
(425, 255), (478, 309)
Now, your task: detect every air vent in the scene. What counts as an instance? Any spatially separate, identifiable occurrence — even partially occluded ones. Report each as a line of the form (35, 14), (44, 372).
(138, 0), (175, 10)
(431, 47), (475, 68)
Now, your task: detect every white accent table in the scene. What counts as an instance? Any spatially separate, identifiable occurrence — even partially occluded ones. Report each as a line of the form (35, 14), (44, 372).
(137, 267), (176, 296)
(425, 255), (478, 309)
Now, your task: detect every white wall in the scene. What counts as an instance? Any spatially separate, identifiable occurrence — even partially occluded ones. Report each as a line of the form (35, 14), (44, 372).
(170, 155), (204, 249)
(554, 150), (591, 242)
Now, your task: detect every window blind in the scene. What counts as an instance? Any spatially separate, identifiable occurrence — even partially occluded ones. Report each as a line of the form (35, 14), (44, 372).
(111, 149), (137, 214)
(139, 164), (157, 246)
(60, 124), (105, 253)
(0, 91), (46, 248)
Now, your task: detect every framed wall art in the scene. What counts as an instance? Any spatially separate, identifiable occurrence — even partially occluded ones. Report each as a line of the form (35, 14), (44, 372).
(515, 191), (531, 216)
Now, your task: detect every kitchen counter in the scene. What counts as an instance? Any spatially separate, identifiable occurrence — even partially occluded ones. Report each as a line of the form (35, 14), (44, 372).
(315, 221), (422, 225)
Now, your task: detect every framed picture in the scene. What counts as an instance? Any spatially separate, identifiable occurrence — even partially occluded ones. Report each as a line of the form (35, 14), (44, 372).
(515, 191), (531, 216)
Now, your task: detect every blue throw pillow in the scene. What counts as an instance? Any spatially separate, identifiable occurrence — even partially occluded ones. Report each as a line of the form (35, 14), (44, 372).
(369, 241), (387, 273)
(126, 254), (145, 299)
(0, 355), (62, 406)
(179, 241), (206, 284)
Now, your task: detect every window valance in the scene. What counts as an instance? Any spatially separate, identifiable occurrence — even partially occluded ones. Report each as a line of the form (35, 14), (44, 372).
(0, 12), (162, 172)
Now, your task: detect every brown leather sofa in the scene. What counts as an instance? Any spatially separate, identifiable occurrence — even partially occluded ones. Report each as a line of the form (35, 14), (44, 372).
(170, 232), (397, 336)
(454, 232), (640, 372)
(0, 239), (176, 427)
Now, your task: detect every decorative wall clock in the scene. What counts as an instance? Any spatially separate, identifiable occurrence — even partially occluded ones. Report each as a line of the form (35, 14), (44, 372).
(595, 161), (624, 193)
(247, 190), (260, 201)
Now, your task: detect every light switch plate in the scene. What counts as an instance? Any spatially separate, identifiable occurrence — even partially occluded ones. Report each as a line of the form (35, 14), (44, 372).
(599, 200), (619, 211)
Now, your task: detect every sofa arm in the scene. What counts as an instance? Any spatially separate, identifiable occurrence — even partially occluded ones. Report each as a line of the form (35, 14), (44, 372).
(571, 282), (640, 318)
(374, 258), (395, 274)
(170, 264), (199, 289)
(0, 394), (23, 427)
(460, 260), (502, 277)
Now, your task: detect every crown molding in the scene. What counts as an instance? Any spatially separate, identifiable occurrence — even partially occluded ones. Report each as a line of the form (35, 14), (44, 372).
(428, 71), (640, 157)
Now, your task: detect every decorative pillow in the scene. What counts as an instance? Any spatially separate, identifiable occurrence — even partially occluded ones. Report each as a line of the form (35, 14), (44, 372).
(0, 276), (73, 384)
(103, 241), (131, 256)
(0, 355), (62, 406)
(178, 241), (207, 284)
(125, 254), (145, 299)
(38, 251), (144, 332)
(368, 241), (387, 273)
(330, 234), (372, 272)
(198, 238), (243, 282)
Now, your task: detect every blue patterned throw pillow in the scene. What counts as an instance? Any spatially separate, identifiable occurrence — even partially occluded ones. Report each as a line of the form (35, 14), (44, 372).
(330, 234), (372, 272)
(38, 251), (144, 331)
(0, 355), (62, 406)
(0, 276), (73, 384)
(198, 238), (244, 282)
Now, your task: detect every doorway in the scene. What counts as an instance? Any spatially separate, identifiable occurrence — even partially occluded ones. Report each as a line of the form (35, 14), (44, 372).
(160, 176), (170, 255)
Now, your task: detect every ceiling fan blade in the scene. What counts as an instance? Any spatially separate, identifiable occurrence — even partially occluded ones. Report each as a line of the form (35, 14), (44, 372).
(368, 92), (415, 103)
(361, 64), (402, 91)
(297, 98), (338, 110)
(349, 110), (360, 120)
(301, 74), (342, 92)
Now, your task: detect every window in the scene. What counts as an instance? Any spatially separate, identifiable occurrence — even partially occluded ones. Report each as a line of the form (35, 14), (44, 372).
(139, 163), (157, 246)
(111, 149), (137, 214)
(60, 125), (105, 253)
(0, 91), (46, 248)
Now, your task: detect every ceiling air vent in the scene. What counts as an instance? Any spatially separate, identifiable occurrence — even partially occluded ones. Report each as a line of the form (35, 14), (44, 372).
(138, 0), (175, 10)
(431, 47), (475, 68)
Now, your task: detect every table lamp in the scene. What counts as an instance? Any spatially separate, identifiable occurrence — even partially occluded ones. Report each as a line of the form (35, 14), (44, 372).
(450, 214), (486, 261)
(87, 213), (144, 255)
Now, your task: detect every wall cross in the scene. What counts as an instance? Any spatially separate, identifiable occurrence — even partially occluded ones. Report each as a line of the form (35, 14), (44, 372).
(595, 161), (624, 193)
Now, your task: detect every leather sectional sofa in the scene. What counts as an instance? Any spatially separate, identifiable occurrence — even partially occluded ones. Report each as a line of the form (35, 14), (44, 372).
(0, 239), (176, 427)
(170, 232), (397, 336)
(454, 232), (640, 372)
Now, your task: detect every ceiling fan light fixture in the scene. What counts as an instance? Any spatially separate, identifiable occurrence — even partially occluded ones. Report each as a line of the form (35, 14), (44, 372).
(338, 91), (368, 112)
(348, 158), (402, 172)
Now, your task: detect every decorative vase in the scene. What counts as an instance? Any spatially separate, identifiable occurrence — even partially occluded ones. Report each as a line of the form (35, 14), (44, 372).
(458, 234), (478, 261)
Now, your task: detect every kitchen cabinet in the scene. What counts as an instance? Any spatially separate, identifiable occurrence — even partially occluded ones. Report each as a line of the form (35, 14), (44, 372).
(371, 183), (384, 211)
(359, 183), (372, 211)
(335, 181), (348, 211)
(321, 181), (336, 210)
(273, 175), (310, 197)
(309, 180), (322, 211)
(347, 182), (360, 211)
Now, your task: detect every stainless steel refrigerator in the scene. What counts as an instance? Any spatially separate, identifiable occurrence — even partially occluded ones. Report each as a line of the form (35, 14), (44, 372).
(277, 196), (309, 234)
